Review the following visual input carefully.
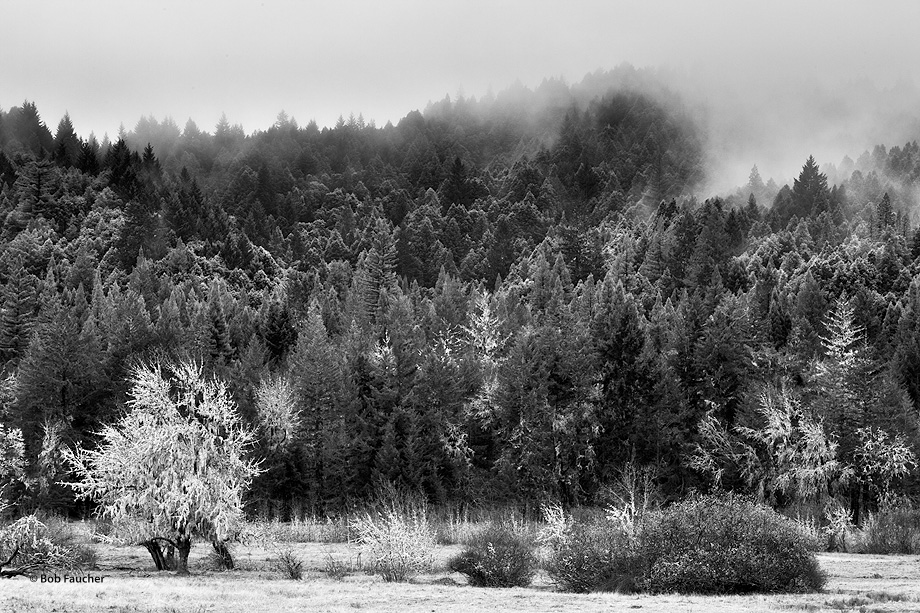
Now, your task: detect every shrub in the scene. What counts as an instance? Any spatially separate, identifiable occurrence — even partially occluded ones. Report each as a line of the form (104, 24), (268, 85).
(637, 493), (825, 594)
(324, 553), (363, 580)
(350, 486), (435, 582)
(540, 505), (637, 593)
(449, 522), (537, 587)
(272, 547), (304, 580)
(0, 515), (93, 572)
(859, 502), (920, 554)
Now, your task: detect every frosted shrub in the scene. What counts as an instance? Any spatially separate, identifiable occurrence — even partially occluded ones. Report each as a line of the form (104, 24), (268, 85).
(638, 493), (825, 594)
(351, 492), (435, 582)
(0, 515), (85, 571)
(858, 499), (920, 554)
(539, 505), (636, 593)
(541, 494), (825, 594)
(449, 521), (537, 587)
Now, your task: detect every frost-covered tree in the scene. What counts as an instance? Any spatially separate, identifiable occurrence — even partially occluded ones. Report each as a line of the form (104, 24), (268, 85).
(812, 296), (872, 456)
(691, 384), (847, 506)
(464, 290), (507, 423)
(65, 359), (260, 574)
(0, 424), (25, 515)
(254, 374), (299, 453)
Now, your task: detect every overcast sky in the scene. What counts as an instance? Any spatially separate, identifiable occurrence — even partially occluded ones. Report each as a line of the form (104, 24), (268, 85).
(4, 1), (920, 186)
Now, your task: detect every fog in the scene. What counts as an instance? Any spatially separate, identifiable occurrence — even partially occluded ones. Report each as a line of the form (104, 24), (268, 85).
(3, 0), (920, 193)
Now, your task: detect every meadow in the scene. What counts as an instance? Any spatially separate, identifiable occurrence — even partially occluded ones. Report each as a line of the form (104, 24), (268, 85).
(2, 522), (920, 613)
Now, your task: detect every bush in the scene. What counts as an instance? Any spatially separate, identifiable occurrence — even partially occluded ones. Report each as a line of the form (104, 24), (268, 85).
(859, 502), (920, 554)
(324, 553), (363, 580)
(449, 522), (537, 587)
(540, 506), (636, 593)
(272, 547), (304, 580)
(0, 515), (94, 571)
(350, 486), (435, 582)
(637, 493), (825, 594)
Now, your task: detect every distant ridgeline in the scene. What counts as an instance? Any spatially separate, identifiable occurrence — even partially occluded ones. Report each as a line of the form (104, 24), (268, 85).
(0, 68), (919, 519)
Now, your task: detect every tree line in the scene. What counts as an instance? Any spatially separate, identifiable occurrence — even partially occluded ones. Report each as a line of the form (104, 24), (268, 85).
(1, 70), (920, 520)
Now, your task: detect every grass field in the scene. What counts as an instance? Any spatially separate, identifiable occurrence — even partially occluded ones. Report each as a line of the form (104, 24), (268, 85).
(3, 530), (920, 612)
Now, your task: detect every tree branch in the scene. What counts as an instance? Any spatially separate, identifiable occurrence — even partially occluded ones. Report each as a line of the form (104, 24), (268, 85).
(146, 536), (178, 549)
(0, 545), (19, 568)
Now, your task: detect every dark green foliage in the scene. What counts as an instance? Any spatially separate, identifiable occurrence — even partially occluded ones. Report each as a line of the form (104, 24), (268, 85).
(637, 494), (825, 594)
(448, 523), (538, 588)
(545, 495), (825, 595)
(52, 114), (80, 168)
(543, 513), (636, 593)
(592, 273), (653, 472)
(0, 259), (38, 365)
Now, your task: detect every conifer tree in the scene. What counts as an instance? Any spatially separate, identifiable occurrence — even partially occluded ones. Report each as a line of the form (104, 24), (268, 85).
(204, 281), (233, 367)
(0, 258), (38, 365)
(361, 218), (398, 322)
(14, 289), (104, 474)
(592, 273), (652, 474)
(52, 113), (80, 168)
(791, 155), (830, 219)
(287, 299), (343, 505)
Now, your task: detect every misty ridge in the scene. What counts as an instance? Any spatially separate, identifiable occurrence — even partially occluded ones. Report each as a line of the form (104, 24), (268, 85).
(7, 62), (920, 221)
(4, 58), (920, 525)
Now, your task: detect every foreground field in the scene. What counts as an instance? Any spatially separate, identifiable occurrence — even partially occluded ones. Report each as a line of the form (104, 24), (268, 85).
(3, 540), (920, 613)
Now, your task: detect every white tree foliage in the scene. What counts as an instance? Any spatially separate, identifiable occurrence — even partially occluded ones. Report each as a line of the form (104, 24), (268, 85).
(854, 426), (916, 497)
(691, 385), (849, 504)
(813, 296), (870, 433)
(254, 375), (300, 453)
(65, 360), (260, 557)
(0, 424), (25, 514)
(37, 419), (67, 503)
(464, 291), (508, 423)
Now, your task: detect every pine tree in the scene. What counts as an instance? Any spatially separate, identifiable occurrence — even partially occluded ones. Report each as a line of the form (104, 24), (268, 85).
(592, 273), (652, 474)
(875, 192), (894, 235)
(0, 258), (38, 365)
(894, 279), (920, 412)
(52, 113), (80, 168)
(791, 156), (830, 220)
(204, 281), (233, 367)
(287, 299), (343, 506)
(14, 289), (104, 468)
(359, 218), (398, 327)
(76, 137), (100, 175)
(811, 297), (873, 473)
(259, 287), (296, 363)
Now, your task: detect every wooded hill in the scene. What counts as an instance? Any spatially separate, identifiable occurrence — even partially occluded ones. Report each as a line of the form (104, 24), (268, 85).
(1, 67), (919, 520)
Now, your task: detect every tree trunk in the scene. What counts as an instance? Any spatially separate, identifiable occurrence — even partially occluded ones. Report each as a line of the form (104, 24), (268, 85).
(165, 543), (175, 570)
(175, 537), (192, 575)
(211, 540), (234, 570)
(142, 540), (168, 571)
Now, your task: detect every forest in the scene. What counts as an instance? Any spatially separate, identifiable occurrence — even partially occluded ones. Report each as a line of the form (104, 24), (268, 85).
(1, 66), (920, 526)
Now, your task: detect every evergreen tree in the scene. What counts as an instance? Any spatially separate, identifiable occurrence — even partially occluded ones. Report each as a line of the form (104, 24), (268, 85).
(0, 258), (39, 365)
(14, 289), (104, 470)
(791, 155), (830, 220)
(204, 281), (233, 367)
(591, 273), (652, 475)
(875, 192), (894, 235)
(287, 300), (343, 507)
(52, 113), (80, 167)
(359, 218), (398, 328)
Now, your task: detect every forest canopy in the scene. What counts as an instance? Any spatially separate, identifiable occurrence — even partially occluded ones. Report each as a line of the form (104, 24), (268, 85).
(1, 68), (919, 521)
